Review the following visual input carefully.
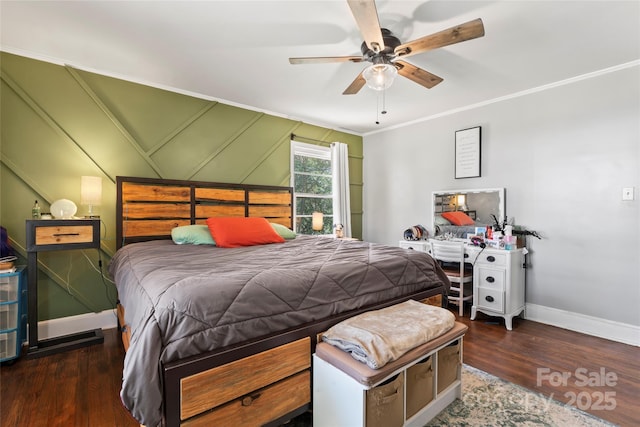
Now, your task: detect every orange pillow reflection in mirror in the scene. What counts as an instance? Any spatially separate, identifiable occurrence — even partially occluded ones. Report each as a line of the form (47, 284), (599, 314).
(440, 211), (475, 226)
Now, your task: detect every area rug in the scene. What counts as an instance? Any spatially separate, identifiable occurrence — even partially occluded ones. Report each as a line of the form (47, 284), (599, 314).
(426, 364), (616, 426)
(282, 364), (615, 426)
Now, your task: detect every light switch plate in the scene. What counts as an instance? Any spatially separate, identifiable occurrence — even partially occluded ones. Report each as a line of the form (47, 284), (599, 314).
(622, 187), (634, 201)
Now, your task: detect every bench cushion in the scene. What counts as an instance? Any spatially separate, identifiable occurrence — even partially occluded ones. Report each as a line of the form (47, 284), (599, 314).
(321, 300), (455, 369)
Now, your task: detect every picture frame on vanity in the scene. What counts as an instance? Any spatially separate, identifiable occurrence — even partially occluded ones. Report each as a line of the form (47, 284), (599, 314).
(455, 126), (481, 179)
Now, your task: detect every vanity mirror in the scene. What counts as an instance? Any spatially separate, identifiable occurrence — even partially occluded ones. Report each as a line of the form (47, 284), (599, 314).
(432, 188), (505, 238)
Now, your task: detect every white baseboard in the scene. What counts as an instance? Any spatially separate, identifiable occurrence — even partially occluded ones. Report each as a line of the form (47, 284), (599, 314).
(525, 303), (640, 347)
(32, 304), (640, 347)
(36, 309), (118, 341)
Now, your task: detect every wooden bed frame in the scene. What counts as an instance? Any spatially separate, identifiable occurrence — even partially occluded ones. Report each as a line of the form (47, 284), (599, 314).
(114, 176), (445, 427)
(115, 176), (295, 248)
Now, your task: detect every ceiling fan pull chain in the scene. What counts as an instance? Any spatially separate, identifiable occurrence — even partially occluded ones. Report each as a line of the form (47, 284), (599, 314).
(375, 89), (390, 125)
(381, 88), (388, 115)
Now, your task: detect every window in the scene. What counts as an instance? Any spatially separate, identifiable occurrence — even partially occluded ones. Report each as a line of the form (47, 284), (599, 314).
(291, 141), (333, 234)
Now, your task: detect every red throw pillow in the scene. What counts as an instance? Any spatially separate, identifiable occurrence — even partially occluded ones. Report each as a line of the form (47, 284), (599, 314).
(206, 217), (285, 248)
(441, 211), (475, 226)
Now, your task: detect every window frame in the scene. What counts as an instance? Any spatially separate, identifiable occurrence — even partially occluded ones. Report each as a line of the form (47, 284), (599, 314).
(290, 141), (333, 234)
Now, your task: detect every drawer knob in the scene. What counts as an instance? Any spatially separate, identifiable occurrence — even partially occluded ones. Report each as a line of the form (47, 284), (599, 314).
(486, 255), (496, 262)
(486, 276), (495, 283)
(485, 295), (495, 303)
(241, 393), (261, 406)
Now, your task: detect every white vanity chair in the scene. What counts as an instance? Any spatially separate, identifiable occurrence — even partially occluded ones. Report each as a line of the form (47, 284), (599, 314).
(429, 240), (473, 316)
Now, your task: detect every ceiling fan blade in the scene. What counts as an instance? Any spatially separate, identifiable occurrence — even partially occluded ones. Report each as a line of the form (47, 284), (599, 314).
(394, 18), (485, 58)
(395, 61), (443, 89)
(347, 0), (385, 52)
(342, 73), (366, 95)
(289, 56), (364, 64)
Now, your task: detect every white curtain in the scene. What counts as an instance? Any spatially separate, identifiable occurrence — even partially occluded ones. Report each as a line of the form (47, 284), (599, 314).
(331, 142), (352, 237)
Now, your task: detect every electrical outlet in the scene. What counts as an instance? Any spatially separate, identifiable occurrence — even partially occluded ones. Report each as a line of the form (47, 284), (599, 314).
(622, 187), (634, 201)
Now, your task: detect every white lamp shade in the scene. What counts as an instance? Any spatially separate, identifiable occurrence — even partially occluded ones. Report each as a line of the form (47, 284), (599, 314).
(362, 63), (397, 91)
(81, 176), (102, 206)
(312, 212), (324, 231)
(456, 194), (468, 211)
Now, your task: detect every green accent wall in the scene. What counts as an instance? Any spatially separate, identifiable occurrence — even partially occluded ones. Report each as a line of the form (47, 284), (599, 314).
(0, 52), (363, 321)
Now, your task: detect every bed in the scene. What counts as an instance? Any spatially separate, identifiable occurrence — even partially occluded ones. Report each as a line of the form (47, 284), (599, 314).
(435, 223), (478, 239)
(110, 176), (450, 427)
(433, 217), (477, 240)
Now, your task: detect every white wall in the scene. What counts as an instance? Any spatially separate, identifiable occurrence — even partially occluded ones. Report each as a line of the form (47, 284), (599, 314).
(363, 65), (639, 342)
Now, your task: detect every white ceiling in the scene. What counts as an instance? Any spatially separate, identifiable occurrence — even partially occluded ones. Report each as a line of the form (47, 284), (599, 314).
(1, 1), (639, 135)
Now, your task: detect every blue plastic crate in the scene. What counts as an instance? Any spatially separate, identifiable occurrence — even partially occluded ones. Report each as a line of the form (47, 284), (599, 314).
(0, 266), (26, 362)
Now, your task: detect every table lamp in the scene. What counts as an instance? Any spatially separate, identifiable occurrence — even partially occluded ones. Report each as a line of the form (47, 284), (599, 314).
(81, 176), (102, 218)
(312, 212), (324, 234)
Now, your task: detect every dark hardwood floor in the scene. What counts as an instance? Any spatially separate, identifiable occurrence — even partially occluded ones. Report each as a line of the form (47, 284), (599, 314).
(1, 328), (138, 427)
(1, 309), (638, 426)
(457, 308), (639, 427)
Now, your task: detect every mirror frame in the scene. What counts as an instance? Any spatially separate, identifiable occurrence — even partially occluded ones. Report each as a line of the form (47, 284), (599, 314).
(432, 188), (506, 235)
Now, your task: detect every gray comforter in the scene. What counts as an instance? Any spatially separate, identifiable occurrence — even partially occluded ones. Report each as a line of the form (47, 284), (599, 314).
(109, 236), (449, 426)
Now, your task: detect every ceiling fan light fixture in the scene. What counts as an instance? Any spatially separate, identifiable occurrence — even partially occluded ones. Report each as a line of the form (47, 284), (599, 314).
(362, 63), (397, 91)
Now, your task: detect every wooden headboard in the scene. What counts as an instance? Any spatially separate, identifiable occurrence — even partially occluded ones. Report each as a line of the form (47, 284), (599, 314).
(116, 176), (294, 249)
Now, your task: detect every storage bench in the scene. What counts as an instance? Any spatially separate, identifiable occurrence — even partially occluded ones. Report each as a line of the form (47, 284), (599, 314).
(313, 321), (467, 427)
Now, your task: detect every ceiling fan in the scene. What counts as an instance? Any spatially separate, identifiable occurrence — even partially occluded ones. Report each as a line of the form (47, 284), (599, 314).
(289, 0), (485, 95)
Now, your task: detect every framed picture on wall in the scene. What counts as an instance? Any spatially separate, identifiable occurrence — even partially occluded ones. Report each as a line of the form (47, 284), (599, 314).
(455, 126), (481, 178)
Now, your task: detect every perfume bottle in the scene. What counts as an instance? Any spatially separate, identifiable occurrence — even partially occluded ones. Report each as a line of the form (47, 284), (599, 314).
(32, 200), (41, 219)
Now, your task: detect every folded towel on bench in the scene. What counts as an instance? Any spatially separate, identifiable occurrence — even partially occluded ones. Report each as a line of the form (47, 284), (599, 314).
(321, 299), (455, 369)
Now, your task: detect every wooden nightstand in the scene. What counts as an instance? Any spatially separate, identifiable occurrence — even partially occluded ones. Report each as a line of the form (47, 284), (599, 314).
(25, 219), (103, 357)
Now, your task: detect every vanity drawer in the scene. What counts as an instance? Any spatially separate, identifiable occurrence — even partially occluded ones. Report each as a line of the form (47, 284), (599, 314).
(476, 287), (504, 312)
(475, 252), (507, 267)
(398, 240), (429, 253)
(476, 267), (505, 291)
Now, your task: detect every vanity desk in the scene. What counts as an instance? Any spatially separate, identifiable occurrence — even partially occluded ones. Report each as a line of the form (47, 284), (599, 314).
(469, 245), (525, 330)
(399, 240), (526, 330)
